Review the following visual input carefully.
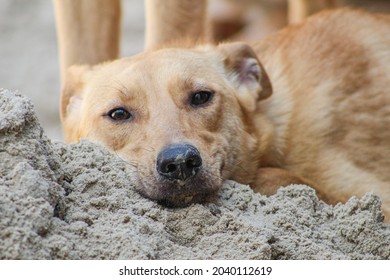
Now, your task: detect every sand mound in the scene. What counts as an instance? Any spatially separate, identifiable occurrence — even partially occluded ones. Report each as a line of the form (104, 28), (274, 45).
(1, 89), (389, 259)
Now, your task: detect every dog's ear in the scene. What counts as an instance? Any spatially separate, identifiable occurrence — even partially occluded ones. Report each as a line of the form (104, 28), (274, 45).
(60, 65), (91, 141)
(219, 42), (272, 112)
(60, 65), (90, 120)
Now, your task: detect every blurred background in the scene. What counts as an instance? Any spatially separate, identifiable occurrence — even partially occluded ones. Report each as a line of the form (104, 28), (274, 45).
(0, 0), (145, 141)
(1, 0), (389, 141)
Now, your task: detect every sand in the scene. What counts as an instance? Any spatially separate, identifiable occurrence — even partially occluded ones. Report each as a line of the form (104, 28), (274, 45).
(1, 89), (389, 260)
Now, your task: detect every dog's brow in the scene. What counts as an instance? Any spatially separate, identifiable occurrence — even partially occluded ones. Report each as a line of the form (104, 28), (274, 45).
(114, 80), (131, 97)
(184, 78), (209, 91)
(96, 80), (131, 97)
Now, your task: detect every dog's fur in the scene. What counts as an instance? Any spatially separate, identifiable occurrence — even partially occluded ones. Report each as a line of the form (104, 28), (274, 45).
(60, 8), (390, 219)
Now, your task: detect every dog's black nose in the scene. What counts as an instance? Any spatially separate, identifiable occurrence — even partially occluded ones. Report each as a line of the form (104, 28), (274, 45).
(156, 144), (202, 181)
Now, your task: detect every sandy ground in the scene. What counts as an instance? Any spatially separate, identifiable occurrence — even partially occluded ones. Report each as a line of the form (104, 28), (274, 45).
(0, 0), (145, 141)
(1, 89), (389, 259)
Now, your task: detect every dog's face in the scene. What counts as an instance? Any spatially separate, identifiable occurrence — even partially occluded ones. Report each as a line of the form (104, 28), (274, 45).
(61, 43), (272, 206)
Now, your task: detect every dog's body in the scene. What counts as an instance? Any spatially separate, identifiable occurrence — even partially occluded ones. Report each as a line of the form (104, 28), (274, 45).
(60, 8), (390, 219)
(252, 9), (390, 207)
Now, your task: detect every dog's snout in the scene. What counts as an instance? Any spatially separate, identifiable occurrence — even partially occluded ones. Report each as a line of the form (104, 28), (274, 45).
(157, 144), (202, 181)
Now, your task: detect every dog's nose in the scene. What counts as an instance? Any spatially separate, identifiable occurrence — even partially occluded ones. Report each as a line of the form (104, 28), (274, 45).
(156, 144), (202, 181)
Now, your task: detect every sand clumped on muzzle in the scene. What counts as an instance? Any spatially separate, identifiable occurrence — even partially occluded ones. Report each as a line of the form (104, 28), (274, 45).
(1, 89), (389, 259)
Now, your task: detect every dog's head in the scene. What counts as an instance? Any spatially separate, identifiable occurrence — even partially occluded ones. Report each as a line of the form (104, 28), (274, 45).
(61, 42), (272, 206)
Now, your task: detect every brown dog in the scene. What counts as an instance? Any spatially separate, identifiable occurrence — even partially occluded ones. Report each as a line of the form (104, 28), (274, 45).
(60, 8), (390, 219)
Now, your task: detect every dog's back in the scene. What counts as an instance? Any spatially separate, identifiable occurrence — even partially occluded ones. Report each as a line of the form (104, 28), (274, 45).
(254, 9), (390, 209)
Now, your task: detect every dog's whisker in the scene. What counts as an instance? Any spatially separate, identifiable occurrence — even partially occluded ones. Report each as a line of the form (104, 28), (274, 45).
(140, 146), (156, 153)
(112, 160), (139, 168)
(110, 150), (140, 168)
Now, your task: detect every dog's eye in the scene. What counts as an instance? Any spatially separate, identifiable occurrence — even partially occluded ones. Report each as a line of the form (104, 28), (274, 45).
(190, 90), (213, 107)
(108, 108), (132, 121)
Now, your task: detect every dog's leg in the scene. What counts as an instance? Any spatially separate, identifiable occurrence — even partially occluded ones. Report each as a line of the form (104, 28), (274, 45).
(288, 0), (339, 23)
(53, 0), (121, 85)
(251, 167), (308, 195)
(145, 0), (209, 49)
(252, 167), (337, 204)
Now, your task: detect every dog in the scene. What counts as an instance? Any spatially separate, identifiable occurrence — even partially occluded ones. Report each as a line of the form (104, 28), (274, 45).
(59, 7), (390, 219)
